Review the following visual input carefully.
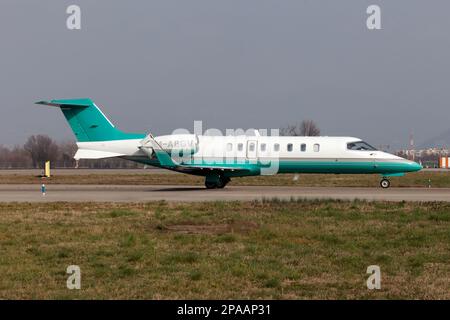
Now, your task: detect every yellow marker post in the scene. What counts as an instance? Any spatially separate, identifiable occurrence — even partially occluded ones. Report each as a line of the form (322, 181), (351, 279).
(45, 161), (51, 178)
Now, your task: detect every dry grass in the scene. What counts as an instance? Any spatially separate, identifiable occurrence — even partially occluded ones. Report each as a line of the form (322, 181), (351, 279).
(1, 171), (450, 188)
(0, 200), (449, 299)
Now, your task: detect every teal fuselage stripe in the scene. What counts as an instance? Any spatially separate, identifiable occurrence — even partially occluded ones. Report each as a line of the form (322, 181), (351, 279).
(275, 160), (411, 174)
(129, 157), (417, 177)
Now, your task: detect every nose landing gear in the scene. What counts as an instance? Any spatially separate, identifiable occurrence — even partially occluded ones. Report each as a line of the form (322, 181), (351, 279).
(380, 178), (390, 189)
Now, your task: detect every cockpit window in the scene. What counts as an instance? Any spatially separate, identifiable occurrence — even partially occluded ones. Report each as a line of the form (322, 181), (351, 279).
(347, 141), (377, 151)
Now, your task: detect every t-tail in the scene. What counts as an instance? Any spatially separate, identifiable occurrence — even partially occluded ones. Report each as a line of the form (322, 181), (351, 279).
(36, 98), (144, 142)
(36, 98), (145, 160)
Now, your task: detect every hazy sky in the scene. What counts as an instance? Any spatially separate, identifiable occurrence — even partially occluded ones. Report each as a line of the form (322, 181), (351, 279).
(1, 0), (449, 148)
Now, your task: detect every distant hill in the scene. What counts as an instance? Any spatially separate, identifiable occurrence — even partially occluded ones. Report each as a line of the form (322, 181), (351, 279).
(419, 128), (450, 149)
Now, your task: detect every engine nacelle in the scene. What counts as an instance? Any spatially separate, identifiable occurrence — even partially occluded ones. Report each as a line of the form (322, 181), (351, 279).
(156, 134), (199, 155)
(140, 134), (199, 159)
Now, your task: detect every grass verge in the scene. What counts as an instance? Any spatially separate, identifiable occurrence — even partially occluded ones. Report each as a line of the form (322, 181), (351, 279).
(1, 171), (450, 188)
(0, 199), (449, 299)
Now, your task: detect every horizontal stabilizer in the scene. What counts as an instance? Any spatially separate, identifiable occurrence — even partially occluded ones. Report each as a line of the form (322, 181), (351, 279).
(74, 149), (126, 160)
(35, 99), (91, 108)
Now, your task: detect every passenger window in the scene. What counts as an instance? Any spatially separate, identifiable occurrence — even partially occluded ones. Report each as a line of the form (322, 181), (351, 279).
(238, 143), (243, 151)
(301, 144), (306, 152)
(274, 143), (280, 152)
(260, 143), (266, 152)
(287, 143), (293, 152)
(313, 144), (320, 152)
(226, 143), (233, 152)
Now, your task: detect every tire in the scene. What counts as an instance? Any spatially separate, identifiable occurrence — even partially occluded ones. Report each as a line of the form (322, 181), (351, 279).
(216, 177), (230, 189)
(215, 179), (225, 189)
(205, 176), (230, 189)
(205, 181), (217, 189)
(380, 179), (390, 189)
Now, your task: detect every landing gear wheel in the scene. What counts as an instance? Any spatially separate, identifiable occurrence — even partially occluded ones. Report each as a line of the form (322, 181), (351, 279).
(380, 178), (390, 189)
(216, 177), (230, 189)
(205, 181), (217, 189)
(205, 176), (231, 189)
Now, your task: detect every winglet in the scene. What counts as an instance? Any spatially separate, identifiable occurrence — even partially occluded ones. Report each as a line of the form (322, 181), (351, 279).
(153, 150), (179, 168)
(141, 133), (179, 168)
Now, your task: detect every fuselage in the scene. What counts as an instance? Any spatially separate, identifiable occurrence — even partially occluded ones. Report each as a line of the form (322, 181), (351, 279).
(76, 134), (422, 177)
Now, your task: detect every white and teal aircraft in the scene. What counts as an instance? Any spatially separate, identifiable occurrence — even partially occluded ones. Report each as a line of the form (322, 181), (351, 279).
(37, 98), (422, 189)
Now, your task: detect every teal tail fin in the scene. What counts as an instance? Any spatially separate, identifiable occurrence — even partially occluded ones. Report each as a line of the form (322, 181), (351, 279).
(36, 98), (145, 142)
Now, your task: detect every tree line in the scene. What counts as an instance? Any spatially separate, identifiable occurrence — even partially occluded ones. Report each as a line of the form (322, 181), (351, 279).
(0, 135), (142, 169)
(0, 121), (321, 169)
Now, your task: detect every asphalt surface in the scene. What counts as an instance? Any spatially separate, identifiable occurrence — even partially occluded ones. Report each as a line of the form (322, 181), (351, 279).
(0, 185), (449, 202)
(0, 168), (447, 176)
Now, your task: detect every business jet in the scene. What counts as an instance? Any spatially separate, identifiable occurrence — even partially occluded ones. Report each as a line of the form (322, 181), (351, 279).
(37, 99), (422, 189)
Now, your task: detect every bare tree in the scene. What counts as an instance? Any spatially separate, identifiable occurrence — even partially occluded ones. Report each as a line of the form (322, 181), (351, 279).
(0, 145), (31, 168)
(280, 120), (321, 136)
(0, 145), (10, 169)
(58, 140), (77, 168)
(301, 120), (321, 136)
(23, 135), (59, 168)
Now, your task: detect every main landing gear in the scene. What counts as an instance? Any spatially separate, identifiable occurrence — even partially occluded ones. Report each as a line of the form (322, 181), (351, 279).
(205, 175), (230, 189)
(380, 178), (390, 189)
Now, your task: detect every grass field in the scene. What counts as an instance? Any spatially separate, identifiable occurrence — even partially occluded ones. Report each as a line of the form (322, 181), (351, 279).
(0, 199), (449, 299)
(1, 171), (450, 188)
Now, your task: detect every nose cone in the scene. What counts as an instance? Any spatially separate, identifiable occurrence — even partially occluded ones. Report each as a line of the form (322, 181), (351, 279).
(405, 161), (422, 172)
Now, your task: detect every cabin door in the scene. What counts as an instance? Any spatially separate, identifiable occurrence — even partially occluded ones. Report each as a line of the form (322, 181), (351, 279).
(370, 152), (378, 171)
(246, 140), (258, 160)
